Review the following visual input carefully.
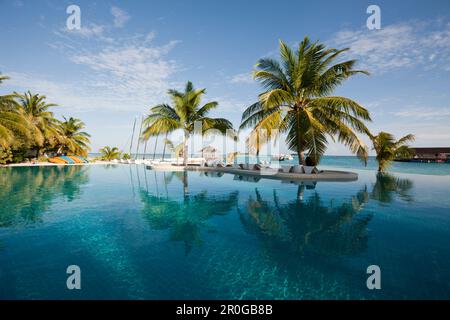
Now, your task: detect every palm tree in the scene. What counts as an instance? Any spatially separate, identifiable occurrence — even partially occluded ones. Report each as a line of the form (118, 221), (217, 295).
(0, 75), (31, 149)
(240, 38), (372, 165)
(99, 146), (121, 161)
(142, 81), (233, 165)
(58, 117), (91, 156)
(16, 91), (61, 157)
(371, 131), (415, 172)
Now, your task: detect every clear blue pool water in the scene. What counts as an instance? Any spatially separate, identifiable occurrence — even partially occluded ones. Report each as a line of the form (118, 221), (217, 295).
(1, 164), (450, 299)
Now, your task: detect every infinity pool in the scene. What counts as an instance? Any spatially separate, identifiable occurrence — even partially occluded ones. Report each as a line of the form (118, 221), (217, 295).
(1, 164), (450, 299)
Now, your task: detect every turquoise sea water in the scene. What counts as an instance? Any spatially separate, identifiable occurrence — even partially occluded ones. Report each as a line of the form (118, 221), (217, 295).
(91, 154), (450, 176)
(240, 155), (450, 176)
(1, 163), (450, 299)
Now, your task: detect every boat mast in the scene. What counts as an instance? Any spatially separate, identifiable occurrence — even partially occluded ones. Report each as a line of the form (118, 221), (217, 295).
(129, 117), (137, 158)
(153, 135), (159, 160)
(135, 116), (144, 160)
(143, 139), (148, 160)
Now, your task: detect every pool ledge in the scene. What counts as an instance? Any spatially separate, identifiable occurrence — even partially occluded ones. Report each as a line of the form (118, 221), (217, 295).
(148, 164), (358, 182)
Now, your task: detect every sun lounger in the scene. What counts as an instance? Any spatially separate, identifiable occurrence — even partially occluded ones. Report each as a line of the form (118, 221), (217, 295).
(292, 165), (304, 174)
(60, 156), (75, 164)
(253, 164), (262, 170)
(303, 166), (319, 174)
(205, 160), (215, 167)
(216, 161), (225, 168)
(280, 165), (292, 173)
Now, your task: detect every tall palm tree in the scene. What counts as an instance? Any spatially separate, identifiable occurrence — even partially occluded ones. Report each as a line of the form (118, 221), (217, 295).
(16, 91), (61, 157)
(240, 38), (372, 165)
(142, 81), (233, 165)
(371, 131), (415, 172)
(99, 146), (121, 161)
(58, 117), (91, 156)
(0, 75), (31, 149)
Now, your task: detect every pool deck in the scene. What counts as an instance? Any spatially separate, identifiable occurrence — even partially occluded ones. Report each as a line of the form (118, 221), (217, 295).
(147, 163), (358, 182)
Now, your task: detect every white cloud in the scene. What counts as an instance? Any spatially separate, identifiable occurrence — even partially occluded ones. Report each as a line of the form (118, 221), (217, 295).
(69, 39), (179, 109)
(230, 72), (254, 84)
(5, 71), (129, 112)
(331, 20), (450, 74)
(111, 6), (130, 28)
(7, 34), (180, 113)
(68, 23), (105, 38)
(391, 107), (450, 119)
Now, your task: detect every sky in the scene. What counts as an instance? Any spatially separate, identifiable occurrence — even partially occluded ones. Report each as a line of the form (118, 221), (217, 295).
(1, 0), (449, 155)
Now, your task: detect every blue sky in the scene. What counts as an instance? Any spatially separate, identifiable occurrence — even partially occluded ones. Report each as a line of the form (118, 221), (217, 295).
(1, 0), (449, 154)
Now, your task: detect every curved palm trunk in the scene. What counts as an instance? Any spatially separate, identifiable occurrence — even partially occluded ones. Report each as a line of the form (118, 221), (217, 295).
(256, 133), (260, 164)
(298, 151), (305, 165)
(296, 110), (306, 165)
(162, 133), (168, 161)
(377, 158), (386, 173)
(183, 130), (189, 166)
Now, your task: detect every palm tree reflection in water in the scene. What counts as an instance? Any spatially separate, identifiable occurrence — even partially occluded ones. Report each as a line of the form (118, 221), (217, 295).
(139, 171), (238, 255)
(0, 166), (89, 228)
(138, 170), (414, 257)
(370, 172), (414, 204)
(239, 187), (372, 257)
(238, 173), (413, 258)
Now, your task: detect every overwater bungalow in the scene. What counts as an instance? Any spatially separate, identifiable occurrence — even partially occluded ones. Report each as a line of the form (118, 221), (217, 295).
(395, 147), (450, 163)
